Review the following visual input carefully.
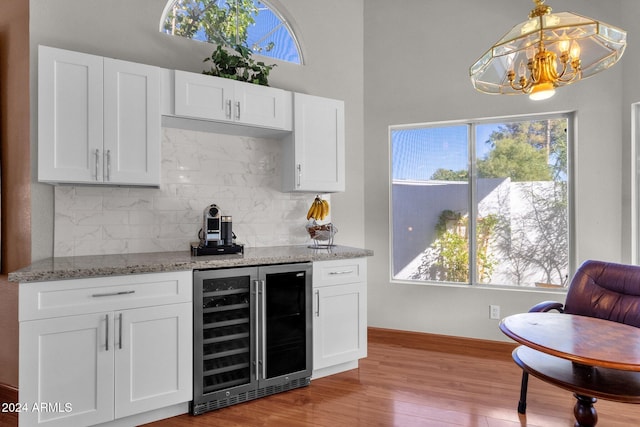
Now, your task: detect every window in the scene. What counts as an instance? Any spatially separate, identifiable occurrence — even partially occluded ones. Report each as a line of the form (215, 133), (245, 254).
(160, 0), (303, 64)
(391, 115), (571, 288)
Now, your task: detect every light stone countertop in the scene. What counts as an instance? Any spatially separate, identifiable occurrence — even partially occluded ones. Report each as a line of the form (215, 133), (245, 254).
(9, 245), (374, 283)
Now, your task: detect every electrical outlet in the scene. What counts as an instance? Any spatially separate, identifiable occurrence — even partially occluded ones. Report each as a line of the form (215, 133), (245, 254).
(490, 305), (501, 320)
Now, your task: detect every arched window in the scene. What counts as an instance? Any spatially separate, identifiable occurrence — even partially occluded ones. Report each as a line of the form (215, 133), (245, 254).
(160, 0), (303, 64)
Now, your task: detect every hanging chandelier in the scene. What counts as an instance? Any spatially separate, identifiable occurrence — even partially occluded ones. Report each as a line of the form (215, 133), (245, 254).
(469, 0), (627, 101)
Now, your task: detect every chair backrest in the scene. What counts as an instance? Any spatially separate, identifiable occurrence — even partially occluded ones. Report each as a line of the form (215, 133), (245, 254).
(565, 260), (640, 327)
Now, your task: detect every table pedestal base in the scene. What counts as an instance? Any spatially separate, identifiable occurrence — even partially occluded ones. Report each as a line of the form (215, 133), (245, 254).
(511, 346), (640, 427)
(574, 394), (597, 427)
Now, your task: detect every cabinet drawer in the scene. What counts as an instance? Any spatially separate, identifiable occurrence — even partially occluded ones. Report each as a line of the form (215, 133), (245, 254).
(313, 258), (366, 287)
(20, 271), (192, 321)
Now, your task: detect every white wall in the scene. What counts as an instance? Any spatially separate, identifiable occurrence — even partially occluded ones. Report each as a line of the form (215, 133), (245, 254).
(621, 1), (640, 263)
(29, 0), (365, 260)
(363, 0), (635, 341)
(29, 0), (640, 342)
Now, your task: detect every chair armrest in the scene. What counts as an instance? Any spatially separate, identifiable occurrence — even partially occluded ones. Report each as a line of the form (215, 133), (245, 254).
(529, 301), (564, 313)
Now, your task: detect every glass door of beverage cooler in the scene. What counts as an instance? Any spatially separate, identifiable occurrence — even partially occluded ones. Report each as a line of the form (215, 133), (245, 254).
(193, 267), (258, 409)
(259, 264), (312, 385)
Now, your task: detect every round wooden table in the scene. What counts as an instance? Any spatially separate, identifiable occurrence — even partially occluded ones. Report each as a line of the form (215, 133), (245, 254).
(500, 312), (640, 427)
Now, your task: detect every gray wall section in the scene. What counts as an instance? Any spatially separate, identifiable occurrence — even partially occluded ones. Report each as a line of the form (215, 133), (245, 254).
(364, 0), (636, 341)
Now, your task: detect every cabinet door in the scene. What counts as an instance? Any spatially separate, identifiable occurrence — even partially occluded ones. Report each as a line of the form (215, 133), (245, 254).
(38, 46), (104, 183)
(19, 313), (114, 427)
(313, 282), (367, 370)
(235, 83), (292, 130)
(285, 93), (345, 192)
(104, 58), (161, 185)
(174, 71), (292, 131)
(114, 303), (192, 418)
(260, 264), (312, 385)
(174, 70), (234, 121)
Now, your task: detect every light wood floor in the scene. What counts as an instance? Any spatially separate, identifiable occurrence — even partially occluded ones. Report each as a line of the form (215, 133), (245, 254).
(144, 327), (640, 427)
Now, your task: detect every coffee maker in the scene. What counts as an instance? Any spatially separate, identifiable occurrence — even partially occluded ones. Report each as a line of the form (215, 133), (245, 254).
(192, 204), (243, 256)
(202, 204), (223, 246)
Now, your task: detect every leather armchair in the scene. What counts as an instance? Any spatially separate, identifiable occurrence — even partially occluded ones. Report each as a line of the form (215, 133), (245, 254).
(517, 259), (640, 414)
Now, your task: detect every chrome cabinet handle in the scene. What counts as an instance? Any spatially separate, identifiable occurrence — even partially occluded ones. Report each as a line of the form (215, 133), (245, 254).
(92, 290), (135, 298)
(315, 290), (320, 317)
(118, 313), (123, 349)
(296, 164), (302, 187)
(105, 150), (111, 181)
(105, 314), (109, 351)
(260, 279), (266, 380)
(95, 149), (100, 180)
(253, 280), (259, 381)
(235, 101), (241, 120)
(329, 270), (355, 275)
(226, 99), (232, 119)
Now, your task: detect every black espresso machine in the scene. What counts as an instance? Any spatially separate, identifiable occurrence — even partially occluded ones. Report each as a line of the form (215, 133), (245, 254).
(191, 204), (244, 256)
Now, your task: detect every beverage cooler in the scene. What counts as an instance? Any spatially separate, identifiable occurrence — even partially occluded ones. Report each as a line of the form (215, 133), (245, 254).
(191, 263), (312, 415)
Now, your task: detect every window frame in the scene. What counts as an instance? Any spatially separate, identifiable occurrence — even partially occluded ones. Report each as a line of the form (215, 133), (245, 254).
(255, 0), (304, 65)
(388, 111), (576, 291)
(159, 0), (304, 65)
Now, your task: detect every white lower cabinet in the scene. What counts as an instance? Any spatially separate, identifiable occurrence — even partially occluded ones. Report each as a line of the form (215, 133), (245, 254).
(20, 312), (115, 427)
(114, 303), (192, 418)
(19, 272), (192, 427)
(312, 258), (367, 378)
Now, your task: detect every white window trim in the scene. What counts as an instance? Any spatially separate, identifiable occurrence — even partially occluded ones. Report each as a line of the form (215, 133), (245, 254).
(388, 111), (577, 290)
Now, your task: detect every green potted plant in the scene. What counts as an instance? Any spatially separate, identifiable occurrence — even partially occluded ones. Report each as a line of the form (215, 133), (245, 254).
(203, 44), (276, 86)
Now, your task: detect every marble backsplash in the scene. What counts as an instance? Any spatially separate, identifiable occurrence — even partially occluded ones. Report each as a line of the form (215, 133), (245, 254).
(54, 127), (326, 257)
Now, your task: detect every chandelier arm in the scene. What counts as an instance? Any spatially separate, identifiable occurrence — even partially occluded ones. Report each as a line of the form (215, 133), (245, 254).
(556, 68), (581, 84)
(507, 73), (532, 93)
(555, 60), (569, 80)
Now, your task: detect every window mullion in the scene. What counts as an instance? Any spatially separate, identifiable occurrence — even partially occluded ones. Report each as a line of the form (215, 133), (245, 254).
(468, 124), (478, 286)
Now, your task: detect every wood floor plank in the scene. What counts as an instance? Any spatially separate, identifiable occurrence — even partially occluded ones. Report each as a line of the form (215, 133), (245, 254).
(143, 327), (640, 427)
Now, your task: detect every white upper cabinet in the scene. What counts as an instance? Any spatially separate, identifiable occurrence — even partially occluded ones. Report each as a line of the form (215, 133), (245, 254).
(282, 93), (345, 193)
(103, 58), (161, 185)
(174, 70), (292, 131)
(38, 46), (103, 183)
(38, 46), (161, 186)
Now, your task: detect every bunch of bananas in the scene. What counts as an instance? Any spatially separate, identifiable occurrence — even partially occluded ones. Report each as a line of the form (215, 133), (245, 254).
(306, 196), (330, 221)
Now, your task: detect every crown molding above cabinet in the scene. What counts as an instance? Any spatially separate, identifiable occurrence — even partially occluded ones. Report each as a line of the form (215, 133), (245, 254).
(37, 45), (345, 193)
